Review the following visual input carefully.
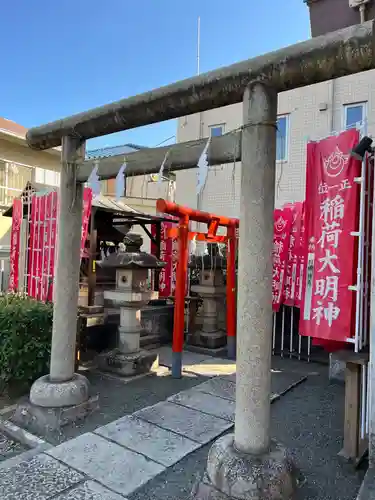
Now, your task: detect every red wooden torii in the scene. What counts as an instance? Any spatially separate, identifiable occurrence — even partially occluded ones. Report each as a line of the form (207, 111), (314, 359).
(156, 199), (239, 378)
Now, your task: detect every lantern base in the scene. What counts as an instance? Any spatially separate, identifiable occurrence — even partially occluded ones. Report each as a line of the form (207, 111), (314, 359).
(14, 374), (98, 435)
(188, 329), (227, 350)
(97, 348), (158, 377)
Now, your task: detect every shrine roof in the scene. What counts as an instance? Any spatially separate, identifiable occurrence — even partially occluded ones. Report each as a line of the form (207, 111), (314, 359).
(86, 143), (145, 160)
(3, 182), (173, 225)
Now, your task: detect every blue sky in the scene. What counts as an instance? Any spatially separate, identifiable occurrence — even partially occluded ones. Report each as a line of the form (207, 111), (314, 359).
(1, 0), (310, 150)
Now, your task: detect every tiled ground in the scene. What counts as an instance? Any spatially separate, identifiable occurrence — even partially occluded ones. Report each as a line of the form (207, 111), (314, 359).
(0, 348), (307, 499)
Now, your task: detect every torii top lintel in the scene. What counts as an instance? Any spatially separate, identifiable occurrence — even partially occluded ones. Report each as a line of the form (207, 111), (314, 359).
(26, 21), (375, 151)
(156, 199), (239, 228)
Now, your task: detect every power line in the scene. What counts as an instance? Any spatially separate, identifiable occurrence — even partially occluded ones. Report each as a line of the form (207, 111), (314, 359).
(154, 135), (176, 147)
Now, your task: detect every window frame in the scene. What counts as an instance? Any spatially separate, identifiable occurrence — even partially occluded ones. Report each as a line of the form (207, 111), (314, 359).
(276, 114), (290, 163)
(343, 102), (367, 130)
(209, 123), (225, 137)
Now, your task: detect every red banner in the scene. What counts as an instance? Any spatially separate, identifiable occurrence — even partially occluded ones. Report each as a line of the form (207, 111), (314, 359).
(27, 188), (92, 301)
(81, 188), (92, 258)
(272, 207), (293, 312)
(28, 196), (37, 298)
(8, 198), (23, 292)
(283, 202), (303, 307)
(47, 191), (58, 301)
(151, 220), (173, 297)
(28, 195), (47, 300)
(295, 202), (306, 309)
(300, 129), (361, 342)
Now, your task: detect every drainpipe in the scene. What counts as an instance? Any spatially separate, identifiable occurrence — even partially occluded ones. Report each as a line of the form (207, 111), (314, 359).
(330, 79), (335, 133)
(196, 16), (203, 229)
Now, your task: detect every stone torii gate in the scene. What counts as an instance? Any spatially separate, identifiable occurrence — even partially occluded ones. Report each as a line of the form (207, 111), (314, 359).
(24, 21), (375, 499)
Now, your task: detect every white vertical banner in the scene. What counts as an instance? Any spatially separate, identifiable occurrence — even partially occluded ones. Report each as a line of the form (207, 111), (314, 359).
(158, 151), (169, 185)
(87, 160), (101, 197)
(196, 138), (210, 196)
(116, 161), (127, 200)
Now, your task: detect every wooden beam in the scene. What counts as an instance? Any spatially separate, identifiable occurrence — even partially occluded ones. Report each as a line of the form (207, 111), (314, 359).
(76, 132), (241, 182)
(140, 223), (157, 246)
(338, 362), (362, 462)
(26, 21), (375, 150)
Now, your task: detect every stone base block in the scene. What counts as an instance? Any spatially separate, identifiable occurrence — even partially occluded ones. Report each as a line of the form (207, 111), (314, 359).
(97, 348), (158, 377)
(356, 467), (375, 500)
(13, 395), (99, 435)
(188, 330), (227, 350)
(191, 434), (296, 500)
(30, 373), (90, 408)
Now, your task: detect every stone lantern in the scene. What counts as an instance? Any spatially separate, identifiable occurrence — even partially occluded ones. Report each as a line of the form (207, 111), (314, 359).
(98, 233), (166, 376)
(189, 243), (226, 350)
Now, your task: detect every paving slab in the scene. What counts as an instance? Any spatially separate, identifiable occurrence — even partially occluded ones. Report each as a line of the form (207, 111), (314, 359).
(14, 367), (208, 446)
(193, 377), (236, 401)
(127, 360), (360, 500)
(168, 389), (235, 422)
(0, 452), (83, 500)
(134, 401), (232, 444)
(54, 480), (127, 500)
(226, 369), (307, 397)
(155, 346), (212, 370)
(47, 432), (165, 497)
(357, 468), (375, 500)
(95, 414), (200, 467)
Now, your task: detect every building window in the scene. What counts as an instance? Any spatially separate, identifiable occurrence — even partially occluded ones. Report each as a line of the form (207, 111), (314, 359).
(276, 115), (289, 162)
(209, 124), (225, 137)
(35, 167), (60, 187)
(344, 102), (366, 129)
(149, 171), (176, 183)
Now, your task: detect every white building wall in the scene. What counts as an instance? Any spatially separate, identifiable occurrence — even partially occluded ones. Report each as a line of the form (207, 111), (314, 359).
(175, 69), (375, 215)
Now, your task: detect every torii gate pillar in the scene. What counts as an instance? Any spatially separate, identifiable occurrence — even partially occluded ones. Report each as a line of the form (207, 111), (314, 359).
(194, 84), (296, 499)
(14, 136), (98, 434)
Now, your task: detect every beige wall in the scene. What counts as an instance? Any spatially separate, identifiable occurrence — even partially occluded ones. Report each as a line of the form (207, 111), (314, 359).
(125, 175), (175, 202)
(0, 133), (61, 254)
(175, 69), (375, 214)
(0, 137), (60, 171)
(0, 216), (12, 247)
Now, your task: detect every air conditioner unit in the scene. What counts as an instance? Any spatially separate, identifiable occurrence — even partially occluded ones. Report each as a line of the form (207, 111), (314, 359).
(349, 0), (371, 8)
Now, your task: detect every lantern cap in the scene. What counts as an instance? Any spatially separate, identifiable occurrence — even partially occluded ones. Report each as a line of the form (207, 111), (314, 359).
(101, 232), (166, 270)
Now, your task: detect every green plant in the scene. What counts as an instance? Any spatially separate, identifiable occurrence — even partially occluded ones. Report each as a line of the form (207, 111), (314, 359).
(0, 294), (53, 392)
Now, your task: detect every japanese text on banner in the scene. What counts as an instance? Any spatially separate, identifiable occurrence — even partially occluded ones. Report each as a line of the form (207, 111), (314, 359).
(80, 188), (92, 258)
(300, 129), (361, 342)
(294, 202), (306, 309)
(272, 208), (293, 312)
(283, 202), (303, 307)
(151, 220), (174, 297)
(9, 198), (23, 292)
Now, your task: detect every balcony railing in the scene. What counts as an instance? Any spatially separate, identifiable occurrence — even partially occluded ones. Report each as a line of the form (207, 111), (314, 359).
(0, 160), (33, 212)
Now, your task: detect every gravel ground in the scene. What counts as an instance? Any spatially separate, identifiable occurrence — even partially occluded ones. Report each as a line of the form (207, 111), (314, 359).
(129, 359), (366, 500)
(0, 431), (27, 463)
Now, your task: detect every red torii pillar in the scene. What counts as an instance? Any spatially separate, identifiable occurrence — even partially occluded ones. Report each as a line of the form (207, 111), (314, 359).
(156, 199), (239, 378)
